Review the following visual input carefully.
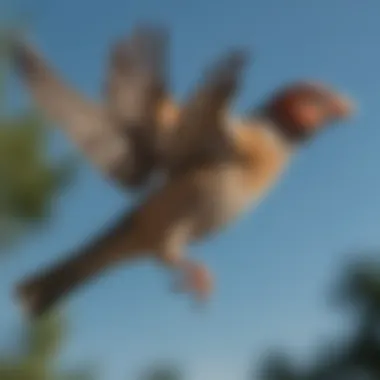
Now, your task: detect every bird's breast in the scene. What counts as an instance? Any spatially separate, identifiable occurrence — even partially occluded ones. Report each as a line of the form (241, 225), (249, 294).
(192, 122), (293, 238)
(191, 165), (257, 238)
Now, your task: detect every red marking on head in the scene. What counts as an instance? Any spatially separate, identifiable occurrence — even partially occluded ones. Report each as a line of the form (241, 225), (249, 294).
(266, 81), (354, 140)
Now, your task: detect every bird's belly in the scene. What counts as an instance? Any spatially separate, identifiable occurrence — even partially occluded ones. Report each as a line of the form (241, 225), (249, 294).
(191, 168), (255, 239)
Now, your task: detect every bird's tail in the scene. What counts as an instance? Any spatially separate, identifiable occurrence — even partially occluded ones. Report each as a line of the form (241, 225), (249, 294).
(15, 211), (144, 319)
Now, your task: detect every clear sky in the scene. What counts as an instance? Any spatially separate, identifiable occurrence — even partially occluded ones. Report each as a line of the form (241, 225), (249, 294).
(1, 0), (380, 379)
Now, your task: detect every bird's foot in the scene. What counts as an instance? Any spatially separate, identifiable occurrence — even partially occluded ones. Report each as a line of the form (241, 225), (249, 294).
(172, 260), (213, 302)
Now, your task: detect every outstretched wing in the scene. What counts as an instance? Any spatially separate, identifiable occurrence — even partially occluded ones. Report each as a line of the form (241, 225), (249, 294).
(10, 39), (134, 183)
(105, 25), (169, 128)
(161, 48), (250, 178)
(103, 26), (171, 186)
(10, 37), (156, 189)
(11, 39), (107, 140)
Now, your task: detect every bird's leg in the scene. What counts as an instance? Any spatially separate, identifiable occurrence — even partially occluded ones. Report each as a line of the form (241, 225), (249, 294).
(172, 259), (213, 301)
(158, 220), (213, 301)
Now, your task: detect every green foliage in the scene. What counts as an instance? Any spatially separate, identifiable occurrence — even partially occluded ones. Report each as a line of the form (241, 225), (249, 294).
(0, 28), (76, 249)
(0, 110), (76, 248)
(337, 256), (380, 316)
(139, 365), (183, 380)
(259, 353), (301, 380)
(0, 113), (74, 216)
(0, 312), (93, 380)
(257, 257), (380, 380)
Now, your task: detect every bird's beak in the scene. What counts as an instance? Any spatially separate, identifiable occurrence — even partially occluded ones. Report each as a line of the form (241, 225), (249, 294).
(330, 95), (355, 120)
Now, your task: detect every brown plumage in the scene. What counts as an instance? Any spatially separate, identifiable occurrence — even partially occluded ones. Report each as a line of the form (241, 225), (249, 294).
(15, 67), (354, 318)
(11, 27), (172, 188)
(10, 26), (248, 188)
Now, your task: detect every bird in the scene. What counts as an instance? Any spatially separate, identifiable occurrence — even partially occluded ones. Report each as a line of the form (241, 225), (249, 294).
(10, 26), (247, 190)
(14, 72), (354, 318)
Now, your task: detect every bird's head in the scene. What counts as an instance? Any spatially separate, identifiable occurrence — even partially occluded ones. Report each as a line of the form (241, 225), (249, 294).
(263, 81), (355, 142)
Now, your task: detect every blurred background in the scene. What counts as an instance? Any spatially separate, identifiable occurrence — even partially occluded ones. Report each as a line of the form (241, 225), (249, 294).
(0, 0), (379, 379)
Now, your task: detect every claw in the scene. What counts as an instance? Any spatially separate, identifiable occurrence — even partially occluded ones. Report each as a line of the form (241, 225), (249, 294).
(171, 260), (213, 302)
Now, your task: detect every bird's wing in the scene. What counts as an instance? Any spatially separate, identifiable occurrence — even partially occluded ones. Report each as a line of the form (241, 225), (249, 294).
(11, 39), (107, 139)
(101, 26), (172, 187)
(105, 25), (169, 133)
(161, 48), (250, 178)
(10, 38), (151, 188)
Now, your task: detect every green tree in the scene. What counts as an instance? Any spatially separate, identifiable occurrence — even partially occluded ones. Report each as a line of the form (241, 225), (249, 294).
(139, 364), (183, 380)
(332, 256), (380, 378)
(0, 312), (94, 380)
(256, 256), (380, 380)
(0, 28), (75, 249)
(258, 352), (302, 380)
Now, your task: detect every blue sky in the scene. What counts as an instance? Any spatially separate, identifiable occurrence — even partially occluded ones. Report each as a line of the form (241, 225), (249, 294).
(1, 0), (380, 379)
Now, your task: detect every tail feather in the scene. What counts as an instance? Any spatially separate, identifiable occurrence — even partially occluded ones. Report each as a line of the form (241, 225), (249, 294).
(15, 211), (141, 319)
(16, 249), (112, 318)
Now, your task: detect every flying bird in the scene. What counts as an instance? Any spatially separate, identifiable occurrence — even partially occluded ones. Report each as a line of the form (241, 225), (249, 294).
(10, 26), (247, 189)
(15, 72), (354, 318)
(10, 27), (171, 188)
